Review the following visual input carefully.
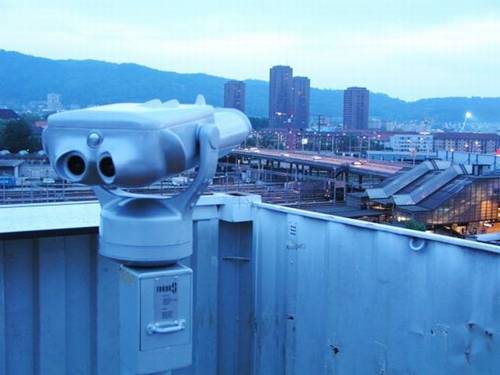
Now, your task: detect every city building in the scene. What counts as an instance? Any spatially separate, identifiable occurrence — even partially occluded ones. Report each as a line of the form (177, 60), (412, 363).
(389, 134), (433, 153)
(438, 150), (500, 170)
(268, 65), (293, 128)
(291, 76), (310, 129)
(433, 132), (500, 154)
(367, 150), (438, 164)
(46, 93), (63, 112)
(343, 87), (370, 130)
(394, 170), (500, 234)
(253, 128), (388, 154)
(223, 80), (245, 112)
(366, 161), (500, 234)
(0, 159), (24, 178)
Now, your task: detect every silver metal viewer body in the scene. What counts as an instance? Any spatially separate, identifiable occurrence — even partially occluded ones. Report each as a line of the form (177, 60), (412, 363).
(43, 97), (251, 374)
(43, 97), (251, 265)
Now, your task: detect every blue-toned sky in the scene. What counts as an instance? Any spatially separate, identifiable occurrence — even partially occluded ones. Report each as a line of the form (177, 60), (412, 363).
(1, 0), (500, 100)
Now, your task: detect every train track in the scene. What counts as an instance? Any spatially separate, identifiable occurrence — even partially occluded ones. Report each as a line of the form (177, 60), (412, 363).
(0, 181), (329, 206)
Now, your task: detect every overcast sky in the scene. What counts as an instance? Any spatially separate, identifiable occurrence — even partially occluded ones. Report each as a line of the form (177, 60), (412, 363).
(1, 0), (500, 100)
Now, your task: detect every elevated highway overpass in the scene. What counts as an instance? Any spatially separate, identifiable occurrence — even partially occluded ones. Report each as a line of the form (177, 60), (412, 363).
(231, 148), (405, 179)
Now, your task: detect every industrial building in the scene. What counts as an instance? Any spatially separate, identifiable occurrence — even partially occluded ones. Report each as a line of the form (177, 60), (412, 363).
(367, 150), (437, 163)
(393, 170), (499, 232)
(438, 150), (500, 169)
(366, 161), (500, 235)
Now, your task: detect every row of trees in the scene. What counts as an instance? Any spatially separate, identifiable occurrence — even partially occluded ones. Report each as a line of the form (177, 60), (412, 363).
(0, 119), (42, 153)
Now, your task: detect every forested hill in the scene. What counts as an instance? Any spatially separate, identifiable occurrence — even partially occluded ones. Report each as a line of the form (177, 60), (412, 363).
(1, 49), (500, 122)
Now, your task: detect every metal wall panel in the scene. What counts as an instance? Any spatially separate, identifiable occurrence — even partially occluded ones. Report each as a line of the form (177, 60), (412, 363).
(252, 203), (500, 375)
(1, 196), (499, 375)
(218, 221), (253, 375)
(0, 234), (108, 375)
(0, 220), (224, 375)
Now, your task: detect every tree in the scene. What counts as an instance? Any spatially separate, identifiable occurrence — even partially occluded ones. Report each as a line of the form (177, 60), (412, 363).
(404, 219), (427, 232)
(0, 119), (41, 153)
(249, 117), (269, 131)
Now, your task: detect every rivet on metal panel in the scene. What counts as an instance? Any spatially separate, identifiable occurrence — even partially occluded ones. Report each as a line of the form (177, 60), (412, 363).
(409, 237), (426, 252)
(329, 345), (340, 356)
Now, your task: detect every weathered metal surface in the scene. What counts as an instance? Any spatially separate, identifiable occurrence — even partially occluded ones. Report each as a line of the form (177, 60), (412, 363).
(252, 203), (500, 374)
(0, 195), (498, 374)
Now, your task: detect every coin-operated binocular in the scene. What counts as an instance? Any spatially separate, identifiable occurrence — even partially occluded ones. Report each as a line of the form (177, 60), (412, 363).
(43, 96), (251, 374)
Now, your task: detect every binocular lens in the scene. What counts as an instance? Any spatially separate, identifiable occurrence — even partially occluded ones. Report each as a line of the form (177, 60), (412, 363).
(99, 156), (115, 178)
(67, 155), (86, 176)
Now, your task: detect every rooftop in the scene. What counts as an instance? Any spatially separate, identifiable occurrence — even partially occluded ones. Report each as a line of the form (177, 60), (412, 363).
(433, 132), (500, 140)
(0, 159), (24, 167)
(367, 160), (499, 215)
(0, 195), (498, 374)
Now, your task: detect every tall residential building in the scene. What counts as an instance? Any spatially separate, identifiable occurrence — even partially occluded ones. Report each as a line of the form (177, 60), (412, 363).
(292, 77), (310, 129)
(269, 65), (293, 128)
(343, 87), (369, 130)
(224, 80), (245, 112)
(47, 93), (63, 112)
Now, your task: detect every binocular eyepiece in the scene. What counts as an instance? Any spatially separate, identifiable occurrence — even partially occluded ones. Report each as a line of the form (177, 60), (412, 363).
(66, 153), (87, 176)
(57, 150), (116, 184)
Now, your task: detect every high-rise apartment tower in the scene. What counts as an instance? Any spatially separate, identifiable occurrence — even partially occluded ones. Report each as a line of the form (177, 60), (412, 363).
(269, 66), (293, 127)
(224, 80), (245, 112)
(343, 87), (369, 130)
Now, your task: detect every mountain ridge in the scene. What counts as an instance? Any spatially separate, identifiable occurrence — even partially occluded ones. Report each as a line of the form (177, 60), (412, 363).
(1, 49), (499, 123)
